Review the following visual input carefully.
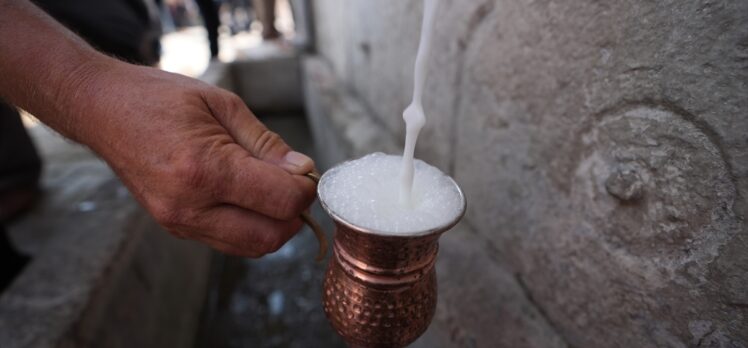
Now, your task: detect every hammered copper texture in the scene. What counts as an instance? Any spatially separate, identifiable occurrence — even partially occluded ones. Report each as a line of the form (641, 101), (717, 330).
(318, 167), (465, 347)
(322, 223), (440, 348)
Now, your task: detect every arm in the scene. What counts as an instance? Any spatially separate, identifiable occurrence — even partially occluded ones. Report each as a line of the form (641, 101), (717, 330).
(0, 0), (316, 257)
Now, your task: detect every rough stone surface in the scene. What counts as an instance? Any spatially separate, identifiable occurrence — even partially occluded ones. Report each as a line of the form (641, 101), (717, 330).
(302, 57), (400, 170)
(309, 0), (748, 346)
(232, 50), (304, 114)
(412, 224), (567, 348)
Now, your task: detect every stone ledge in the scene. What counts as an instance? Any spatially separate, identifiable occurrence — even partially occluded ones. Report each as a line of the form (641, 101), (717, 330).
(301, 55), (400, 170)
(232, 49), (304, 114)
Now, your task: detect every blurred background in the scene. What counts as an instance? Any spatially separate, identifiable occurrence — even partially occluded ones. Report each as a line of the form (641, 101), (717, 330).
(1, 0), (747, 347)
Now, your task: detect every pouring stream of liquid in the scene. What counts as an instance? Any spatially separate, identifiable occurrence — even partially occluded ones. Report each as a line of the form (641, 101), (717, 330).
(400, 0), (439, 206)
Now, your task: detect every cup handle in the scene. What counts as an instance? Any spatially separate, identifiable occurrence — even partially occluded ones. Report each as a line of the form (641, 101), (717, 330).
(302, 171), (328, 261)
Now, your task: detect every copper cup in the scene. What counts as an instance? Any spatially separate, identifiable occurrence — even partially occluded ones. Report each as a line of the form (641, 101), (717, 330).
(318, 171), (466, 348)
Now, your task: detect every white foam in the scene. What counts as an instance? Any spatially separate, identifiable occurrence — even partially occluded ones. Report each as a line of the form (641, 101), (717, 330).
(319, 153), (464, 236)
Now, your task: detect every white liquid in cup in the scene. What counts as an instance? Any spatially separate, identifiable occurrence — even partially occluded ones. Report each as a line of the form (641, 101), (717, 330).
(319, 153), (464, 236)
(319, 1), (461, 236)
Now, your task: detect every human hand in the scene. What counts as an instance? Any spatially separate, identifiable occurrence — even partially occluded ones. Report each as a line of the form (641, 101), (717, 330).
(67, 61), (316, 257)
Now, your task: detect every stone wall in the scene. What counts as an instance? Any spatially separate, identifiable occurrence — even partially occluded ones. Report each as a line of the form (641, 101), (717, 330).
(307, 0), (748, 347)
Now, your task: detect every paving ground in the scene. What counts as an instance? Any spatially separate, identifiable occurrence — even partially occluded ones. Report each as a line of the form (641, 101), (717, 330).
(193, 113), (345, 348)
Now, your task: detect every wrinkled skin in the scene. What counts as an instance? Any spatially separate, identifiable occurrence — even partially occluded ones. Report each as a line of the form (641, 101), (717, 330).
(0, 1), (316, 257)
(82, 64), (318, 257)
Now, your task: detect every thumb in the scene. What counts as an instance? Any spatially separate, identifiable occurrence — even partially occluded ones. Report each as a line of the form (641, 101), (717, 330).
(205, 91), (315, 175)
(250, 127), (315, 175)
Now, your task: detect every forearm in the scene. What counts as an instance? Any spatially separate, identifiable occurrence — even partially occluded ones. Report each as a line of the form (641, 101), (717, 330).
(0, 0), (115, 143)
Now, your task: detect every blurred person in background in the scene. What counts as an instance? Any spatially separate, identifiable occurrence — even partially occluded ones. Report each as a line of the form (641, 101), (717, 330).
(35, 0), (163, 65)
(0, 107), (40, 290)
(221, 0), (253, 35)
(253, 0), (280, 40)
(194, 0), (221, 58)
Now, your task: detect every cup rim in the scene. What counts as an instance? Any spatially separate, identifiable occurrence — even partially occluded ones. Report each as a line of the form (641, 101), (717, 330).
(317, 162), (467, 238)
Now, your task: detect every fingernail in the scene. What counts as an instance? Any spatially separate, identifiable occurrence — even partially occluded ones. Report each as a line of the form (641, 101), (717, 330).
(283, 151), (313, 170)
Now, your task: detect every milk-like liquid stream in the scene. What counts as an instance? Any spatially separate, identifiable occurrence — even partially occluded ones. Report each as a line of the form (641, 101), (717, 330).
(400, 0), (439, 206)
